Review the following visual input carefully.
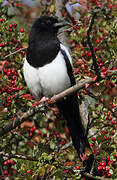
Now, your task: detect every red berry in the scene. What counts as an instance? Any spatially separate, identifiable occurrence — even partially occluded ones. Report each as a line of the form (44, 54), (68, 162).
(32, 126), (36, 132)
(108, 4), (112, 8)
(97, 3), (102, 7)
(4, 170), (9, 175)
(61, 139), (66, 145)
(112, 66), (117, 70)
(8, 100), (12, 103)
(64, 170), (70, 173)
(101, 98), (104, 102)
(55, 132), (60, 139)
(29, 132), (33, 137)
(0, 18), (5, 22)
(104, 136), (108, 140)
(92, 137), (96, 141)
(106, 167), (109, 172)
(84, 50), (88, 56)
(108, 116), (112, 120)
(12, 76), (16, 80)
(98, 166), (102, 171)
(101, 66), (107, 72)
(7, 159), (11, 164)
(100, 162), (106, 167)
(27, 170), (33, 174)
(18, 86), (23, 90)
(22, 51), (26, 56)
(10, 160), (16, 165)
(20, 28), (24, 33)
(83, 90), (88, 95)
(0, 43), (5, 47)
(107, 156), (110, 162)
(83, 33), (86, 37)
(75, 166), (80, 170)
(99, 35), (103, 40)
(98, 62), (103, 67)
(107, 112), (110, 116)
(88, 52), (92, 57)
(13, 23), (17, 27)
(7, 72), (11, 76)
(37, 130), (41, 135)
(3, 161), (8, 166)
(112, 120), (116, 124)
(9, 24), (12, 28)
(99, 28), (103, 33)
(9, 28), (13, 32)
(12, 94), (16, 98)
(114, 154), (117, 157)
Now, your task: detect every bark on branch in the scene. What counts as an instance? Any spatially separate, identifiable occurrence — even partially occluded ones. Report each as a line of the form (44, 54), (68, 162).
(0, 69), (117, 137)
(87, 12), (101, 78)
(0, 151), (38, 161)
(83, 172), (112, 180)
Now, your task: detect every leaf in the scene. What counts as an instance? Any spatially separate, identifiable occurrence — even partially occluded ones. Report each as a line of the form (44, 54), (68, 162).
(21, 121), (34, 128)
(0, 60), (9, 71)
(38, 166), (45, 176)
(85, 83), (90, 89)
(91, 75), (97, 81)
(65, 161), (74, 166)
(34, 136), (40, 143)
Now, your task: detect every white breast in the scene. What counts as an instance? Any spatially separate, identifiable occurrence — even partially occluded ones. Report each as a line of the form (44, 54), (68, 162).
(23, 45), (72, 98)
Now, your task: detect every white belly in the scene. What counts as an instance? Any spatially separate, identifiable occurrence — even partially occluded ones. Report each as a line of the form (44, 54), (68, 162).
(23, 50), (71, 98)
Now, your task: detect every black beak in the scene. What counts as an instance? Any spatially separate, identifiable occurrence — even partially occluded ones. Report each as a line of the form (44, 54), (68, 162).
(54, 20), (70, 28)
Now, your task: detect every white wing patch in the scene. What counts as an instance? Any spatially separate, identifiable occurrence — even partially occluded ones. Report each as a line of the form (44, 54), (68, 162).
(23, 59), (42, 97)
(23, 44), (72, 98)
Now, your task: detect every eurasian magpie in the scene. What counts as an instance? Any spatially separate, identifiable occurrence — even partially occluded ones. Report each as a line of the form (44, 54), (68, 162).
(23, 15), (97, 174)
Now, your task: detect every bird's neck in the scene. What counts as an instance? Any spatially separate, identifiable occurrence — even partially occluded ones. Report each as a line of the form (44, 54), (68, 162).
(27, 32), (60, 68)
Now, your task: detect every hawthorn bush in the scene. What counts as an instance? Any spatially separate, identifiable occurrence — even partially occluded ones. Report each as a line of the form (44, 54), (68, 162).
(0, 0), (117, 179)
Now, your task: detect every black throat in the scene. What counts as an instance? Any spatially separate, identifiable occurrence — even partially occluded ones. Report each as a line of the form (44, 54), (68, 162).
(26, 29), (60, 68)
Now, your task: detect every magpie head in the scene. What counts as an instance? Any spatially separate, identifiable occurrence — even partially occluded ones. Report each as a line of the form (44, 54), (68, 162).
(33, 16), (69, 33)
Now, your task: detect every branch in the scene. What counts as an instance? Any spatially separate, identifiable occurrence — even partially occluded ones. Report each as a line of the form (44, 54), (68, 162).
(83, 172), (112, 180)
(1, 47), (27, 60)
(87, 12), (101, 78)
(0, 151), (38, 161)
(0, 78), (96, 137)
(0, 70), (117, 137)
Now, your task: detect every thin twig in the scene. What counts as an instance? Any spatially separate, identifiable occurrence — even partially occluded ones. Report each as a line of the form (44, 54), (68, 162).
(83, 172), (112, 180)
(87, 12), (101, 78)
(58, 23), (81, 35)
(1, 47), (27, 60)
(0, 151), (38, 161)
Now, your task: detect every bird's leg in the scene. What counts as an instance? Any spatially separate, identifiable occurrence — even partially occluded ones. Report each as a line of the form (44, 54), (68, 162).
(80, 151), (98, 175)
(39, 96), (56, 105)
(39, 96), (49, 103)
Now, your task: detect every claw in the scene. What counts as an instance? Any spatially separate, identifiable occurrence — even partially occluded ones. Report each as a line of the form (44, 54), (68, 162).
(39, 96), (49, 103)
(39, 97), (56, 105)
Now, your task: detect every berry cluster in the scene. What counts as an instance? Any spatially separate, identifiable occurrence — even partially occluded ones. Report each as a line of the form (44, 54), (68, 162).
(97, 160), (112, 178)
(1, 68), (23, 107)
(1, 159), (16, 178)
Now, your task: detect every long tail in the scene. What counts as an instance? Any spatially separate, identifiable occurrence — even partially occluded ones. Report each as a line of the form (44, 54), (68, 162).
(56, 92), (97, 173)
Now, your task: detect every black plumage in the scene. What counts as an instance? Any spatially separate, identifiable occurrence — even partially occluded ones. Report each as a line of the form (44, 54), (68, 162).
(23, 15), (97, 174)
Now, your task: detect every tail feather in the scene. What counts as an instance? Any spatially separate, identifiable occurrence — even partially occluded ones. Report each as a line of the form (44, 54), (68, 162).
(56, 92), (96, 173)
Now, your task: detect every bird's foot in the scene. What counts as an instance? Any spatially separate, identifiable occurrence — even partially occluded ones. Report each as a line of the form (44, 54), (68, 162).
(80, 150), (98, 175)
(39, 96), (49, 104)
(39, 96), (56, 105)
